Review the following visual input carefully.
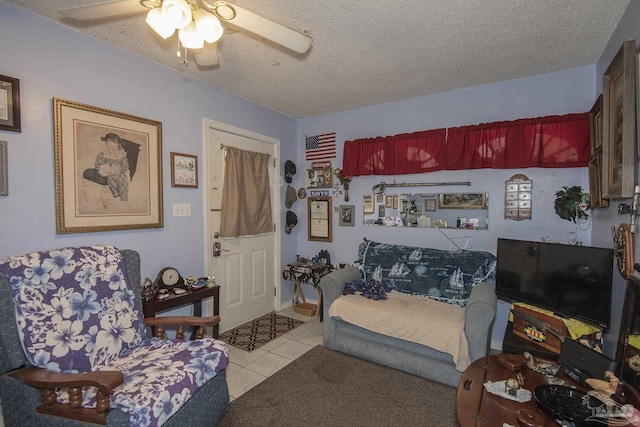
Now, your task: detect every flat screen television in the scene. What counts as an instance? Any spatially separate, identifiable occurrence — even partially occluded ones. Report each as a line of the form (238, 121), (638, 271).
(496, 238), (614, 328)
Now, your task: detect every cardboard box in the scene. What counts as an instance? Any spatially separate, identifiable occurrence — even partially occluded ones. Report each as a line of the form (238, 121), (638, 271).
(511, 305), (569, 354)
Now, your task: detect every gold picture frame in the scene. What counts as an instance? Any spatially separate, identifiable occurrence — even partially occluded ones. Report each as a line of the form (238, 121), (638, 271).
(0, 75), (20, 133)
(602, 40), (636, 199)
(0, 141), (7, 196)
(439, 193), (487, 209)
(171, 152), (198, 188)
(308, 197), (332, 242)
(54, 98), (163, 234)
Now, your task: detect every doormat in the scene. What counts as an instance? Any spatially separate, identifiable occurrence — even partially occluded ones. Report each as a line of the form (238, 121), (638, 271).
(219, 313), (304, 352)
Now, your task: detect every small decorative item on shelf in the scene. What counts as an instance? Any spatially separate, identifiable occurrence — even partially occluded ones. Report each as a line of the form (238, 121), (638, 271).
(192, 277), (208, 290)
(505, 377), (521, 397)
(206, 275), (217, 287)
(185, 276), (198, 289)
(140, 277), (159, 301)
(334, 168), (352, 201)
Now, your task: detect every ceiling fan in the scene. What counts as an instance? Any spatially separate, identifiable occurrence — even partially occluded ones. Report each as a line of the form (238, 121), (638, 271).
(59, 0), (313, 67)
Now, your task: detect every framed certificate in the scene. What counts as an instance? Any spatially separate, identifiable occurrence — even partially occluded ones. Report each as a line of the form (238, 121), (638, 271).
(308, 197), (332, 242)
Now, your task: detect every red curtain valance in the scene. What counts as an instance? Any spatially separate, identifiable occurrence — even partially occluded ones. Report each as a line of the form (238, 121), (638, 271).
(343, 129), (447, 176)
(342, 113), (590, 177)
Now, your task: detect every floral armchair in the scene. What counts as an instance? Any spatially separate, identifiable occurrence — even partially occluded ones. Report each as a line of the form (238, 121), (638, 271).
(0, 245), (230, 426)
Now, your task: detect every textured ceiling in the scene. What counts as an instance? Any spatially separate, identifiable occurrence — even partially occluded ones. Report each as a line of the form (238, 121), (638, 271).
(5, 0), (631, 118)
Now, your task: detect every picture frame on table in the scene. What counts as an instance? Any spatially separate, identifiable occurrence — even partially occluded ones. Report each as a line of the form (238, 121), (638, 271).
(602, 40), (636, 199)
(0, 141), (7, 196)
(0, 75), (20, 133)
(339, 204), (355, 226)
(171, 152), (198, 188)
(308, 197), (332, 242)
(439, 193), (487, 209)
(54, 98), (163, 234)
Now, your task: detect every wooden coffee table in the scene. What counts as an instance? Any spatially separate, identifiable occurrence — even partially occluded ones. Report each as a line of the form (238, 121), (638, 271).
(457, 354), (640, 427)
(456, 354), (553, 426)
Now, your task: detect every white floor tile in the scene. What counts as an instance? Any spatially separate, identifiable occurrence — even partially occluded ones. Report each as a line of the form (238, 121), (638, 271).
(227, 368), (266, 399)
(270, 339), (314, 360)
(228, 347), (267, 367)
(244, 352), (292, 377)
(259, 334), (291, 352)
(222, 308), (324, 399)
(225, 362), (242, 376)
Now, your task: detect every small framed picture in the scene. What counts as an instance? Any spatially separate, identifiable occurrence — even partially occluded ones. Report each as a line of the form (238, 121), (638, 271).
(376, 194), (384, 203)
(439, 193), (487, 209)
(339, 205), (355, 226)
(363, 194), (374, 214)
(171, 152), (198, 188)
(425, 199), (436, 211)
(393, 195), (398, 209)
(378, 205), (386, 217)
(307, 168), (333, 188)
(385, 195), (393, 208)
(0, 75), (21, 133)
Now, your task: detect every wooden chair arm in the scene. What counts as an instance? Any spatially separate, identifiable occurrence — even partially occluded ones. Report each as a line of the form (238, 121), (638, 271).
(10, 366), (124, 424)
(10, 367), (123, 395)
(144, 315), (221, 327)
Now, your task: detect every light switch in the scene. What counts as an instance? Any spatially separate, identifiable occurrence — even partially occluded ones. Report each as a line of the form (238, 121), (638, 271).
(172, 203), (192, 217)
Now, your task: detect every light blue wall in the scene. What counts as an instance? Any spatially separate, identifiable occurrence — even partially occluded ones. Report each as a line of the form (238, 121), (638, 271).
(0, 2), (298, 304)
(294, 66), (597, 348)
(592, 0), (640, 357)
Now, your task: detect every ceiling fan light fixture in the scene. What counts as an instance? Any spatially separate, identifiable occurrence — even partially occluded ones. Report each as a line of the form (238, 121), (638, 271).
(193, 9), (224, 43)
(162, 0), (192, 29)
(179, 22), (205, 49)
(146, 8), (176, 39)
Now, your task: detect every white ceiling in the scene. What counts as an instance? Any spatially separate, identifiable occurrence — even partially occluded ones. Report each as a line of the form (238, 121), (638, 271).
(5, 0), (631, 118)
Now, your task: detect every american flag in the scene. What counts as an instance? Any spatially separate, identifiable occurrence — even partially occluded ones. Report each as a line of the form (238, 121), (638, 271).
(305, 133), (336, 161)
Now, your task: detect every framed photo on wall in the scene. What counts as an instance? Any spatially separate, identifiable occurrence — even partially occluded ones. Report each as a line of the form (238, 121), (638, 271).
(363, 194), (374, 214)
(339, 204), (355, 226)
(171, 152), (198, 188)
(602, 40), (636, 199)
(439, 193), (487, 209)
(307, 168), (333, 188)
(308, 197), (332, 242)
(0, 75), (20, 133)
(54, 98), (163, 234)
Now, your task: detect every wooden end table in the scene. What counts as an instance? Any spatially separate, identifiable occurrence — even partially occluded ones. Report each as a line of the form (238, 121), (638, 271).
(142, 286), (220, 339)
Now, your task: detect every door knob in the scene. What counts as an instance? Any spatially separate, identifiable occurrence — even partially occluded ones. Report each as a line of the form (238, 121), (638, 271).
(213, 242), (229, 257)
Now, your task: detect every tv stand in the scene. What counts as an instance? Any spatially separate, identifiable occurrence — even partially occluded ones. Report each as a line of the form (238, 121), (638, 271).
(502, 322), (558, 361)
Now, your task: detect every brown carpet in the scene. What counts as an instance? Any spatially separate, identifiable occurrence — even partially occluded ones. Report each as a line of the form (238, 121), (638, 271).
(219, 313), (304, 352)
(218, 345), (458, 427)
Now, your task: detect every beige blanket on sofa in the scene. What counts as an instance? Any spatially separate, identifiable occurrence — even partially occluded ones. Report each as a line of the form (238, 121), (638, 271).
(328, 291), (470, 371)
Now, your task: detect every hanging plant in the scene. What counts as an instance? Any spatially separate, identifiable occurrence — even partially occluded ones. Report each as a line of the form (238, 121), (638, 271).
(554, 186), (590, 223)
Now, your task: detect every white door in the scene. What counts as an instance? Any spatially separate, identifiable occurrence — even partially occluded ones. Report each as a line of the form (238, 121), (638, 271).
(203, 120), (280, 333)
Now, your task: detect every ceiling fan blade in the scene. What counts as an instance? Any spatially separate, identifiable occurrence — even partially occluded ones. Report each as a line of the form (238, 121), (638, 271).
(204, 1), (312, 54)
(194, 44), (220, 67)
(60, 0), (150, 21)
